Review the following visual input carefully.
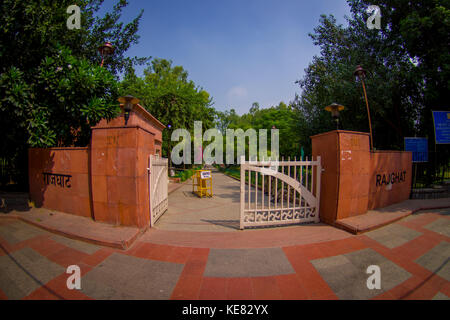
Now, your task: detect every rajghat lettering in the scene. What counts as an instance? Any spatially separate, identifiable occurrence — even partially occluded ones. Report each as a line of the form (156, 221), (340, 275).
(43, 172), (72, 188)
(375, 171), (407, 187)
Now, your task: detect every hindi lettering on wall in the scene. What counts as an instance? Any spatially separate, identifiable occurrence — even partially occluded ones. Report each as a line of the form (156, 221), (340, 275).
(43, 172), (72, 188)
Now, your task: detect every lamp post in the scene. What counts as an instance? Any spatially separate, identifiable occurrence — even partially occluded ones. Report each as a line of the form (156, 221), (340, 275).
(98, 42), (115, 68)
(167, 124), (173, 175)
(325, 103), (345, 130)
(118, 95), (139, 126)
(354, 65), (373, 151)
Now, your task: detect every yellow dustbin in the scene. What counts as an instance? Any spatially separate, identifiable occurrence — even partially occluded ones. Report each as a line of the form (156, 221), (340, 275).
(192, 170), (213, 198)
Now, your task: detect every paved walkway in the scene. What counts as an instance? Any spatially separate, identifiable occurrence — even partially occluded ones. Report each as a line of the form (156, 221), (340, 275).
(0, 170), (449, 300)
(156, 169), (241, 232)
(0, 207), (140, 250)
(0, 207), (449, 300)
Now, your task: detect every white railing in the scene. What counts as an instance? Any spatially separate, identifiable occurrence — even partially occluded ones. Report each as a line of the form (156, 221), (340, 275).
(149, 155), (168, 226)
(240, 156), (321, 229)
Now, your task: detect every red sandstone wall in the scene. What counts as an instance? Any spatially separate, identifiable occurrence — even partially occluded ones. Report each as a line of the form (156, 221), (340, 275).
(369, 151), (412, 210)
(311, 131), (340, 224)
(28, 148), (92, 218)
(90, 104), (159, 228)
(29, 103), (164, 229)
(336, 132), (371, 220)
(90, 126), (155, 228)
(312, 130), (412, 224)
(95, 104), (164, 155)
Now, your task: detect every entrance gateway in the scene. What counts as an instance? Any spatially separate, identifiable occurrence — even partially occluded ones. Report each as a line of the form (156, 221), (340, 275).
(27, 97), (412, 230)
(149, 155), (322, 230)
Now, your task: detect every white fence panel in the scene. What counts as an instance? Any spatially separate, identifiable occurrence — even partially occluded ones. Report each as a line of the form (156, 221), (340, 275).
(240, 156), (321, 229)
(149, 155), (168, 226)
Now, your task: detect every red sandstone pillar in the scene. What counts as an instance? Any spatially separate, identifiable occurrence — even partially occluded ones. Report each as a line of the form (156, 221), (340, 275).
(312, 130), (412, 225)
(90, 104), (164, 229)
(312, 131), (371, 224)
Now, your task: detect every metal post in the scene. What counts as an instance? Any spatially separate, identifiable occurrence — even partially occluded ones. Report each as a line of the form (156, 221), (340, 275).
(361, 79), (374, 151)
(240, 155), (245, 230)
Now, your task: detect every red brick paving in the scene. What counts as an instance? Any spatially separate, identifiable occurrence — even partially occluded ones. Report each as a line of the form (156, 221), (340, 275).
(0, 208), (449, 300)
(81, 247), (114, 267)
(198, 278), (228, 300)
(46, 246), (90, 268)
(390, 235), (440, 261)
(251, 276), (283, 300)
(0, 288), (8, 300)
(141, 224), (352, 249)
(275, 274), (308, 300)
(167, 246), (193, 264)
(170, 274), (203, 300)
(28, 236), (68, 258)
(181, 248), (209, 278)
(442, 281), (450, 297)
(227, 278), (253, 300)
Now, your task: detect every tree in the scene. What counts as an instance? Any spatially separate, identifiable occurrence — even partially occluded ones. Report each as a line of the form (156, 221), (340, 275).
(120, 58), (216, 160)
(0, 0), (148, 188)
(294, 2), (425, 152)
(293, 0), (449, 183)
(216, 102), (300, 161)
(0, 0), (149, 78)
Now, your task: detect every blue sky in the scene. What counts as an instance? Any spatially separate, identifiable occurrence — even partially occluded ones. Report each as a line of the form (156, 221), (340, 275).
(104, 0), (351, 115)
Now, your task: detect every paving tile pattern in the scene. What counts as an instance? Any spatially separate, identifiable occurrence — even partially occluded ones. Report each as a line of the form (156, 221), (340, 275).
(423, 218), (450, 237)
(204, 248), (295, 277)
(415, 242), (450, 281)
(51, 235), (101, 255)
(365, 224), (422, 249)
(312, 248), (411, 299)
(0, 208), (449, 300)
(0, 248), (64, 299)
(0, 221), (48, 245)
(81, 253), (183, 299)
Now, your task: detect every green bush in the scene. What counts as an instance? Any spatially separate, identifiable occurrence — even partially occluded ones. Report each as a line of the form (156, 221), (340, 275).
(173, 166), (204, 182)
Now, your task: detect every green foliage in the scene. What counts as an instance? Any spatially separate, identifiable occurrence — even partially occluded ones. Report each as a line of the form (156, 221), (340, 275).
(217, 165), (241, 180)
(174, 166), (203, 182)
(0, 0), (147, 188)
(0, 0), (149, 77)
(215, 102), (300, 159)
(360, 0), (450, 139)
(0, 45), (119, 148)
(120, 58), (216, 158)
(293, 1), (438, 152)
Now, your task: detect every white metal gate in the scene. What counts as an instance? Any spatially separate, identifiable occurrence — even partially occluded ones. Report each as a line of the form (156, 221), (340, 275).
(149, 155), (168, 226)
(240, 156), (322, 229)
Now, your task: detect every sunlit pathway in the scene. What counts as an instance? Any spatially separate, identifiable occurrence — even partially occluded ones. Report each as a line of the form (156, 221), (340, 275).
(155, 169), (242, 232)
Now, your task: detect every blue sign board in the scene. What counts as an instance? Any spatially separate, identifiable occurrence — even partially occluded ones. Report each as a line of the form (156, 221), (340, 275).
(432, 111), (450, 144)
(404, 137), (428, 163)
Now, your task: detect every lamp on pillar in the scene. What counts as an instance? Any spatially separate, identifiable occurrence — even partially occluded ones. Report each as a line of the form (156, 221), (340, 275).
(354, 65), (374, 151)
(325, 103), (345, 130)
(118, 95), (139, 126)
(98, 42), (115, 68)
